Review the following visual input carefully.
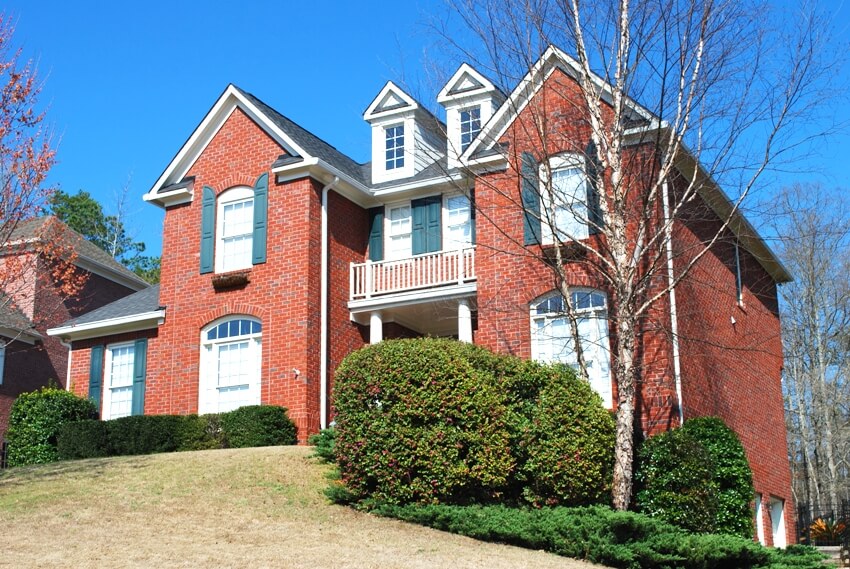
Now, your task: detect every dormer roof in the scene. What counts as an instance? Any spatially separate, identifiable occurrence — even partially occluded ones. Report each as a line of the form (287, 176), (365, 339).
(437, 63), (503, 104)
(363, 81), (420, 121)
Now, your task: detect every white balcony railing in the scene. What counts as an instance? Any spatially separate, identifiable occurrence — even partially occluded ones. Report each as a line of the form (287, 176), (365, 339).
(350, 247), (476, 300)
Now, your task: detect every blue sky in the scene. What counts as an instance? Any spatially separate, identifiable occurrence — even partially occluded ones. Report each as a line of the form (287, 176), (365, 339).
(4, 1), (849, 257)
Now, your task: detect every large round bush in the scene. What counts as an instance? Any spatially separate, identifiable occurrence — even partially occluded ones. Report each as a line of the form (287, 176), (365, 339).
(635, 416), (754, 536)
(333, 338), (514, 505)
(6, 387), (97, 466)
(513, 362), (616, 506)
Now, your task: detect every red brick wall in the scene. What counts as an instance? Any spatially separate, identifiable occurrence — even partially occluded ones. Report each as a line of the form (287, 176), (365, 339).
(673, 195), (793, 544)
(69, 108), (372, 443)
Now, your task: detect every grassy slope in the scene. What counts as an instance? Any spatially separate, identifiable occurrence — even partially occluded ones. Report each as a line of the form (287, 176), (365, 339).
(0, 446), (604, 569)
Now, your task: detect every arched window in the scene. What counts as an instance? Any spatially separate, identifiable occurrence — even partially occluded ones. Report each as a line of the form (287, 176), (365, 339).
(199, 316), (262, 413)
(530, 289), (612, 407)
(216, 186), (254, 273)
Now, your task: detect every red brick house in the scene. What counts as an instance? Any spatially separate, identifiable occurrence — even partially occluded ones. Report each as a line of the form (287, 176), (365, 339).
(47, 48), (793, 545)
(0, 217), (148, 439)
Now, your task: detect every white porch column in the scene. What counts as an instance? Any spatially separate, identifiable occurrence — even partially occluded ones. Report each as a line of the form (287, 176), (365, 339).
(369, 311), (383, 344)
(458, 299), (472, 343)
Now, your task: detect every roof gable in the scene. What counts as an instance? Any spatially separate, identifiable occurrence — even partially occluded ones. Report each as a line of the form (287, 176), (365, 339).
(437, 63), (500, 103)
(363, 81), (419, 121)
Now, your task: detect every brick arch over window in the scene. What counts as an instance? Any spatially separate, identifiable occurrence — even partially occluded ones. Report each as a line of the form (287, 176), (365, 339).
(196, 304), (269, 331)
(215, 174), (263, 193)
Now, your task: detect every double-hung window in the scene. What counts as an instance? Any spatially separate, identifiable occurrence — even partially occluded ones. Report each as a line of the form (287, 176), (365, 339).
(216, 187), (254, 273)
(444, 194), (472, 249)
(385, 124), (405, 170)
(531, 290), (612, 407)
(541, 154), (589, 243)
(459, 107), (481, 152)
(103, 343), (135, 420)
(199, 317), (262, 414)
(386, 204), (412, 260)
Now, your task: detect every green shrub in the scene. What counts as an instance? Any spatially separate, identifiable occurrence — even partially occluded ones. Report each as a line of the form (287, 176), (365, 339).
(219, 405), (297, 448)
(510, 362), (615, 506)
(106, 415), (186, 455)
(6, 388), (97, 466)
(635, 416), (754, 537)
(373, 503), (824, 569)
(178, 414), (225, 450)
(56, 420), (109, 459)
(681, 416), (755, 537)
(333, 338), (514, 505)
(308, 427), (336, 462)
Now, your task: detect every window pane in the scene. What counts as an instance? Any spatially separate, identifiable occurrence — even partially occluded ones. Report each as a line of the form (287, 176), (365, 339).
(546, 166), (588, 241)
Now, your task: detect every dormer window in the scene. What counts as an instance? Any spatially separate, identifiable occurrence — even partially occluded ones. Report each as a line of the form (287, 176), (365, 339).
(459, 107), (481, 152)
(385, 124), (405, 170)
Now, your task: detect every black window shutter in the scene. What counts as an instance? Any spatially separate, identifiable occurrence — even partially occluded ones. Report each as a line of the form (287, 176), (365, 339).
(368, 207), (384, 261)
(252, 173), (268, 264)
(585, 142), (604, 234)
(521, 152), (541, 245)
(131, 339), (147, 416)
(200, 186), (216, 273)
(88, 345), (104, 410)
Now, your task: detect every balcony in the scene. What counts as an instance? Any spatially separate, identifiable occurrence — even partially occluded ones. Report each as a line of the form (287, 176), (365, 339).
(350, 247), (476, 300)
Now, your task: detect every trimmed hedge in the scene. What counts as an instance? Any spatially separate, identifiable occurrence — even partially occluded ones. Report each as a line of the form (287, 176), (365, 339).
(635, 416), (755, 537)
(6, 388), (97, 466)
(218, 405), (297, 448)
(55, 405), (296, 461)
(332, 338), (615, 507)
(374, 503), (826, 569)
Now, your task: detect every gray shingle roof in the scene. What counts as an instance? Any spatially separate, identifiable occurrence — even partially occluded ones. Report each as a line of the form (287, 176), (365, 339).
(234, 86), (371, 186)
(60, 284), (161, 327)
(11, 217), (149, 288)
(0, 296), (39, 338)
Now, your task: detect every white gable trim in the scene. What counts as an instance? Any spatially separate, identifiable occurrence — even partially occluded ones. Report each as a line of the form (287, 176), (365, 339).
(144, 85), (313, 207)
(363, 81), (419, 121)
(437, 63), (497, 104)
(461, 45), (660, 161)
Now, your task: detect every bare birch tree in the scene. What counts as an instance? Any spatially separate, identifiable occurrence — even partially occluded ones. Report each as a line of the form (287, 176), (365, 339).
(432, 0), (833, 509)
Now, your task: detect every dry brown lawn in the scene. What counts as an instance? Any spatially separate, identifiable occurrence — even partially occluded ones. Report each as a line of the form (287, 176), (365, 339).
(0, 446), (606, 568)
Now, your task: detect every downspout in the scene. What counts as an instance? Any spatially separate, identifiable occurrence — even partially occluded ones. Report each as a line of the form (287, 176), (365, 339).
(320, 176), (339, 430)
(59, 339), (73, 392)
(662, 180), (685, 426)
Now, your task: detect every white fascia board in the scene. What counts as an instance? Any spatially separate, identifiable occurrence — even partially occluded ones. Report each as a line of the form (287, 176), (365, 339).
(348, 283), (477, 316)
(146, 85), (310, 200)
(0, 326), (40, 344)
(272, 158), (378, 208)
(142, 186), (193, 209)
(74, 257), (149, 291)
(371, 171), (468, 198)
(46, 310), (165, 342)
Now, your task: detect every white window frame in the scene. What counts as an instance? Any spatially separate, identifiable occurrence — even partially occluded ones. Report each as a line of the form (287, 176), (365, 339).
(769, 496), (787, 548)
(755, 493), (766, 545)
(539, 154), (589, 244)
(385, 123), (405, 171)
(384, 201), (413, 260)
(443, 193), (473, 250)
(459, 106), (481, 153)
(102, 342), (135, 420)
(215, 186), (254, 273)
(199, 316), (262, 414)
(530, 289), (612, 408)
(0, 340), (6, 385)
